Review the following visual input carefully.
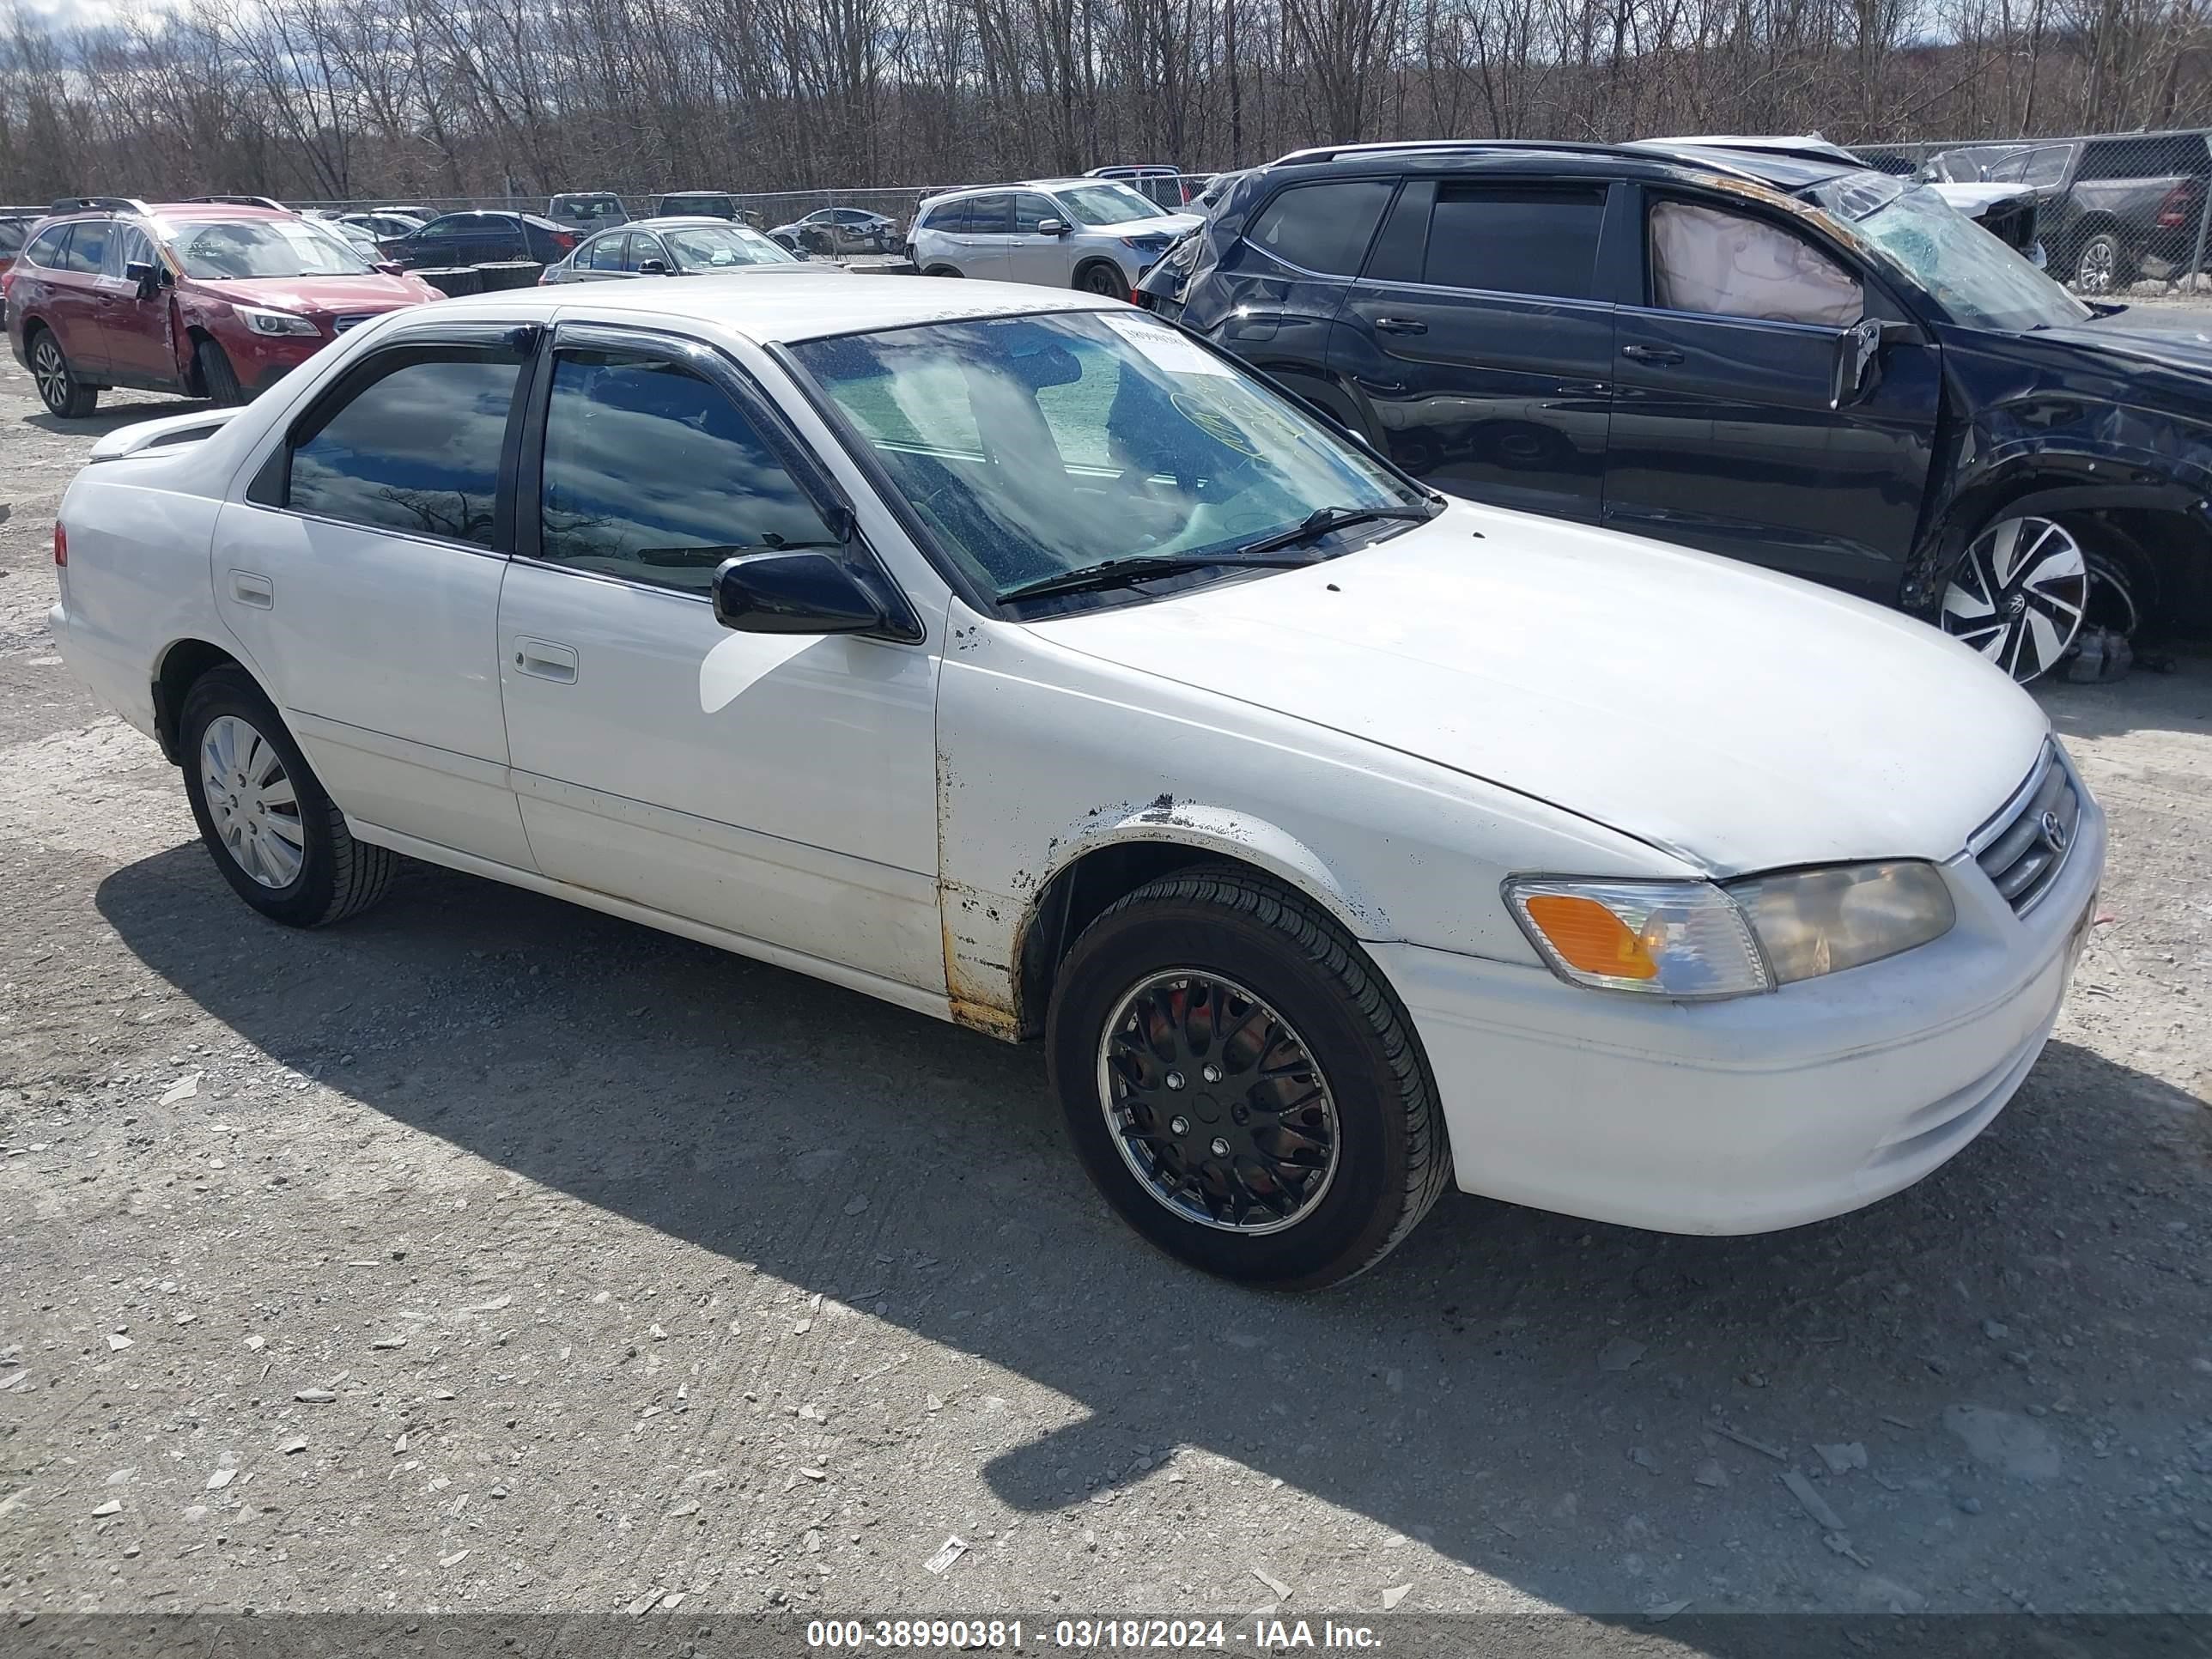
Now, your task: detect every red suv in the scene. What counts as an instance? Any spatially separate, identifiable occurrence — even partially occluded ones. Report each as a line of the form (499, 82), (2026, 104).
(4, 196), (441, 418)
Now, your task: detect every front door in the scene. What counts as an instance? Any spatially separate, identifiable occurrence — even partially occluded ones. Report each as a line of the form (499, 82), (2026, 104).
(99, 224), (179, 389)
(1604, 188), (1942, 600)
(495, 325), (945, 995)
(211, 328), (536, 866)
(1328, 178), (1615, 520)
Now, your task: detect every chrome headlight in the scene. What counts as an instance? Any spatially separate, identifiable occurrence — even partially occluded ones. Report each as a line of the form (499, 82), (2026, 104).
(232, 304), (320, 337)
(1505, 860), (1955, 999)
(1725, 861), (1955, 984)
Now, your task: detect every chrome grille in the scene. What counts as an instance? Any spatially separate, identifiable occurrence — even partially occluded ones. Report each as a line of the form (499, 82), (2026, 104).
(1971, 744), (2080, 915)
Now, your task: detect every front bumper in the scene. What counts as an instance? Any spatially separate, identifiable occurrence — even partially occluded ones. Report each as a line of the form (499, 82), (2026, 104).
(1375, 761), (2106, 1236)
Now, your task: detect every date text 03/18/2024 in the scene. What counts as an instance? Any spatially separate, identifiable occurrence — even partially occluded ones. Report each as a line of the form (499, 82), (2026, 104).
(804, 1617), (1386, 1649)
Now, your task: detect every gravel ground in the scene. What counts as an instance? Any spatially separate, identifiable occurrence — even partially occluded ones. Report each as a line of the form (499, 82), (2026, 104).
(0, 353), (2208, 1632)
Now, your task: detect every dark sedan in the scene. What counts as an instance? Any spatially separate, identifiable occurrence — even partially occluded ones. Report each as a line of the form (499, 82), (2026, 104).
(380, 211), (578, 269)
(538, 217), (821, 283)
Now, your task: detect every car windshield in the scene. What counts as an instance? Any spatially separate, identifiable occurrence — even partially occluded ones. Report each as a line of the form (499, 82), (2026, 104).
(165, 218), (372, 279)
(1051, 184), (1164, 227)
(665, 224), (794, 267)
(793, 309), (1425, 602)
(1820, 183), (2090, 332)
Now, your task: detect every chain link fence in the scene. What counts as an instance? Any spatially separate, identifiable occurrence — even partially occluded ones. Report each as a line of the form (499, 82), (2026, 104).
(1856, 130), (2212, 300)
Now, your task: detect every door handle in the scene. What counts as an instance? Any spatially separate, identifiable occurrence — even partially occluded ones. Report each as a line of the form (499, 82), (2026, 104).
(1372, 316), (1427, 335)
(1555, 381), (1612, 397)
(513, 638), (579, 684)
(1620, 343), (1684, 365)
(228, 570), (274, 609)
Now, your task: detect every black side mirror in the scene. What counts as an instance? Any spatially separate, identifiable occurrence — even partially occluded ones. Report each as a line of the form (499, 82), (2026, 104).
(713, 549), (884, 635)
(124, 259), (160, 299)
(1830, 317), (1885, 410)
(636, 258), (670, 276)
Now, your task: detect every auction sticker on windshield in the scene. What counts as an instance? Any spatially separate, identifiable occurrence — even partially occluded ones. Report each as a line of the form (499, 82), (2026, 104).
(1101, 313), (1232, 375)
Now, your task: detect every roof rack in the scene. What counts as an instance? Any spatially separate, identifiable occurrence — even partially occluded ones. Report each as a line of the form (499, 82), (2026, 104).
(185, 194), (291, 212)
(46, 196), (151, 216)
(1271, 137), (1775, 183)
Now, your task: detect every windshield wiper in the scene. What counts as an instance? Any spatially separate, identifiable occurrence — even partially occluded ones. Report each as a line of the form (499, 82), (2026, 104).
(1000, 551), (1316, 603)
(1226, 502), (1437, 560)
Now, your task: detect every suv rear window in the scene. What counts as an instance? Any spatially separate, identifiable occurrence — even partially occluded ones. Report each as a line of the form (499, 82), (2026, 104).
(1243, 180), (1393, 276)
(1423, 185), (1607, 299)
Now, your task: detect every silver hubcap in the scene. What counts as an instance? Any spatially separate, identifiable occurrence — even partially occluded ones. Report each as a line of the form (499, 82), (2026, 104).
(1941, 515), (2088, 683)
(199, 714), (305, 889)
(32, 340), (67, 409)
(2076, 240), (2115, 293)
(1097, 970), (1340, 1235)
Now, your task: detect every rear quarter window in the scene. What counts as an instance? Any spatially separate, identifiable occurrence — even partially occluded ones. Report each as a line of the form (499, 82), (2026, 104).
(1243, 180), (1394, 276)
(19, 226), (67, 267)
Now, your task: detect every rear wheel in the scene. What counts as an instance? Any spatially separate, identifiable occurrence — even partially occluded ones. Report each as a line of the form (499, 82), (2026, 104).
(1047, 866), (1451, 1289)
(28, 330), (98, 418)
(1939, 514), (2089, 683)
(179, 667), (398, 927)
(2069, 229), (2130, 295)
(195, 339), (244, 407)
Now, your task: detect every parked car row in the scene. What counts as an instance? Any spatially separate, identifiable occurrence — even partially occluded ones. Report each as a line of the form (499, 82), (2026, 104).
(1139, 137), (2212, 681)
(536, 216), (823, 283)
(909, 177), (1200, 295)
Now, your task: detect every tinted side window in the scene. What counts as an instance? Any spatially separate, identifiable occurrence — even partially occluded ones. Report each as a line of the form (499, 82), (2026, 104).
(537, 350), (831, 595)
(288, 351), (523, 547)
(1423, 185), (1606, 299)
(964, 194), (1012, 235)
(61, 221), (112, 275)
(2077, 135), (2206, 181)
(584, 234), (627, 271)
(1014, 192), (1057, 233)
(1244, 180), (1393, 276)
(21, 226), (67, 267)
(624, 234), (666, 272)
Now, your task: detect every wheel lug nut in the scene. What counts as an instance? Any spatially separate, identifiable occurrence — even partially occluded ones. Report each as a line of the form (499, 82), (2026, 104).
(1202, 1064), (1222, 1084)
(1210, 1137), (1231, 1158)
(1170, 1115), (1189, 1136)
(1164, 1071), (1185, 1091)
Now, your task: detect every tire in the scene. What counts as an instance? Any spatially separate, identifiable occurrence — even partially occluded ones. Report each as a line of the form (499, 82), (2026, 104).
(923, 264), (963, 278)
(1937, 512), (2091, 683)
(1046, 865), (1451, 1290)
(1076, 261), (1127, 297)
(179, 666), (398, 927)
(195, 339), (244, 407)
(2069, 229), (2130, 296)
(27, 328), (98, 418)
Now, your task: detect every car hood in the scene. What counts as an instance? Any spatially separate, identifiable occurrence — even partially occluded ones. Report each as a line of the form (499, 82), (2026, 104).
(1926, 181), (2033, 219)
(2034, 307), (2212, 373)
(1024, 503), (2048, 874)
(189, 272), (431, 313)
(1117, 212), (1202, 237)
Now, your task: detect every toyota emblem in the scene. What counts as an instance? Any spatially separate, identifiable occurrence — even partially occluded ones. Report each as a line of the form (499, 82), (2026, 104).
(2038, 809), (2069, 854)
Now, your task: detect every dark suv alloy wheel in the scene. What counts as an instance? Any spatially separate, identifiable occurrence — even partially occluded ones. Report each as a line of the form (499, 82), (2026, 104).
(29, 329), (99, 418)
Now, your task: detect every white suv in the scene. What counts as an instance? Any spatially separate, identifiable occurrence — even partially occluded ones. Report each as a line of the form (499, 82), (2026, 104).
(909, 179), (1200, 295)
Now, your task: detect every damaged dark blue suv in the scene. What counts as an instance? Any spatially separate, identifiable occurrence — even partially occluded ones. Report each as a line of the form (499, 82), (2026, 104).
(1139, 138), (2212, 681)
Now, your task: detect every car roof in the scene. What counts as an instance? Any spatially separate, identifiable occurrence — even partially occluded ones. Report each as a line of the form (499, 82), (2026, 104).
(599, 216), (769, 232)
(418, 275), (1126, 345)
(1267, 137), (1857, 193)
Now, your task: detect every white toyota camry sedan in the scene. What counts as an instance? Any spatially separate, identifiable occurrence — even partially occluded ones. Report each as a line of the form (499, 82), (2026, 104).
(48, 275), (2104, 1288)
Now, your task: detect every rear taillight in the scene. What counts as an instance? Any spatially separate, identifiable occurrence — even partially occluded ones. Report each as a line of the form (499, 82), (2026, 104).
(53, 522), (67, 567)
(2156, 182), (2199, 229)
(551, 231), (578, 251)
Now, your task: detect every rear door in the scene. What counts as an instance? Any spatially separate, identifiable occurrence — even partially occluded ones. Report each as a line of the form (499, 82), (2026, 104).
(1006, 191), (1077, 286)
(1604, 186), (1942, 599)
(948, 193), (1012, 277)
(1328, 177), (1615, 520)
(1210, 176), (1393, 395)
(49, 220), (115, 372)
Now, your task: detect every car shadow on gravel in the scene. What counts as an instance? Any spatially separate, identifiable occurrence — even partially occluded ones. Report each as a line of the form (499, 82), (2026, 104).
(93, 842), (2212, 1606)
(2036, 647), (2211, 741)
(21, 397), (216, 438)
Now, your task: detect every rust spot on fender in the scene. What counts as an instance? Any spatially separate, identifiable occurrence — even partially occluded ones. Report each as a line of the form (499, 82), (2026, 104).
(941, 892), (1023, 1042)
